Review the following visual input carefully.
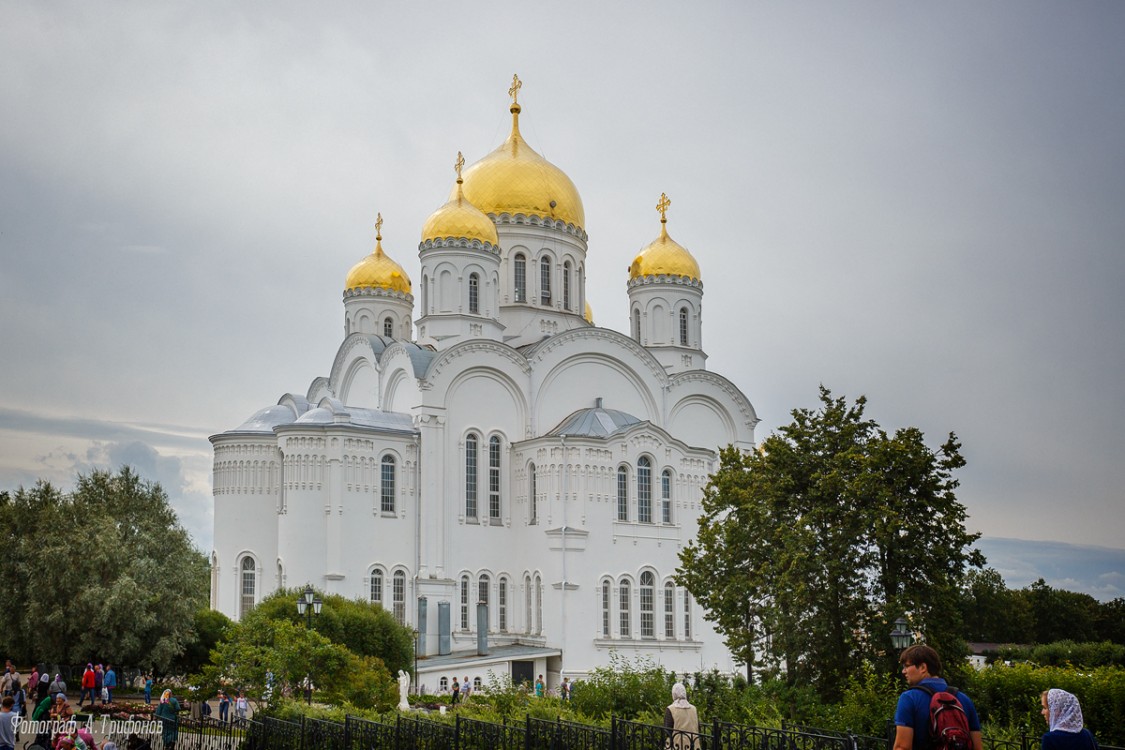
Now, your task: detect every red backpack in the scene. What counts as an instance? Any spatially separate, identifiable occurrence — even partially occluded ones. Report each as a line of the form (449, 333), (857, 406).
(912, 684), (972, 750)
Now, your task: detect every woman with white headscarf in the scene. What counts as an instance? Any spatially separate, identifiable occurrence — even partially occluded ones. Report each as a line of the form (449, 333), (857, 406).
(663, 682), (700, 750)
(1040, 689), (1098, 750)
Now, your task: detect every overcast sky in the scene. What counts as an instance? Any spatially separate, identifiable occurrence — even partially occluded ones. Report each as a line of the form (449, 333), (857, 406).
(2, 2), (1123, 596)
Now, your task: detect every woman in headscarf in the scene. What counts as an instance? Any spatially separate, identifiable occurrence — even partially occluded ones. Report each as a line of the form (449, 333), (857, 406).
(49, 693), (73, 722)
(663, 682), (700, 750)
(48, 674), (65, 704)
(154, 689), (180, 750)
(36, 671), (51, 704)
(1041, 689), (1098, 750)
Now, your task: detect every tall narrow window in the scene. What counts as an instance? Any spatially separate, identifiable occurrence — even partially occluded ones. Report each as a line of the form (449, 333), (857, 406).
(488, 436), (502, 522)
(679, 307), (689, 346)
(661, 469), (672, 524)
(499, 577), (508, 632)
(478, 573), (490, 631)
(534, 573), (543, 634)
(525, 574), (533, 634)
(563, 261), (572, 310)
(240, 557), (256, 618)
(664, 582), (675, 638)
(514, 254), (527, 303)
(384, 316), (395, 338)
(468, 273), (479, 314)
(381, 455), (396, 513)
(540, 257), (551, 305)
(529, 463), (538, 525)
(393, 570), (406, 624)
(465, 434), (478, 519)
(637, 456), (652, 523)
(632, 308), (641, 342)
(684, 592), (692, 639)
(617, 466), (629, 521)
(460, 574), (470, 630)
(619, 580), (631, 638)
(602, 580), (611, 637)
(640, 571), (655, 637)
(370, 569), (384, 606)
(421, 275), (429, 314)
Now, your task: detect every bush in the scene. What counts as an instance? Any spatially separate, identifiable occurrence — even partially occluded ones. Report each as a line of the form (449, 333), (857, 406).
(995, 641), (1125, 668)
(567, 652), (672, 721)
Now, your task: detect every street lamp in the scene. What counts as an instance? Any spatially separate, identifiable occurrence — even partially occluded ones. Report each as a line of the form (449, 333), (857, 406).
(890, 617), (912, 650)
(296, 585), (322, 704)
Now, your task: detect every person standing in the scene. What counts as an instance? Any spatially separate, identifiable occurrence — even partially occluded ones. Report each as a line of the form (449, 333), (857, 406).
(217, 690), (230, 722)
(103, 665), (117, 704)
(48, 674), (65, 705)
(462, 677), (471, 702)
(561, 677), (571, 700)
(26, 668), (39, 698)
(450, 677), (460, 705)
(94, 665), (104, 704)
(35, 671), (50, 705)
(0, 696), (16, 750)
(79, 664), (96, 708)
(1040, 689), (1098, 750)
(144, 675), (153, 705)
(235, 691), (248, 722)
(893, 644), (983, 750)
(155, 689), (180, 750)
(534, 675), (544, 697)
(664, 682), (700, 750)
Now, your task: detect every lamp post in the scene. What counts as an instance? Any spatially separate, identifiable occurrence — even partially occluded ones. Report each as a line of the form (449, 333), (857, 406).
(890, 617), (912, 651)
(296, 584), (322, 704)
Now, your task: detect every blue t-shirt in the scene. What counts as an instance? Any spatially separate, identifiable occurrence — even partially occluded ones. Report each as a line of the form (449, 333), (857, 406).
(894, 678), (981, 750)
(1042, 729), (1098, 750)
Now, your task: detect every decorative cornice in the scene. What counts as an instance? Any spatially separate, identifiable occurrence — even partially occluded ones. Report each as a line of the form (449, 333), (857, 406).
(418, 237), (501, 255)
(627, 274), (703, 291)
(526, 327), (669, 385)
(329, 334), (381, 393)
(423, 339), (533, 383)
(669, 370), (760, 430)
(342, 286), (415, 303)
(491, 212), (588, 242)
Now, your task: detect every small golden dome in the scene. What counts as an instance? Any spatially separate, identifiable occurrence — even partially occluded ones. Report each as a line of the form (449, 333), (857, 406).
(629, 193), (701, 281)
(422, 153), (500, 247)
(345, 215), (412, 294)
(458, 89), (584, 230)
(584, 300), (594, 324)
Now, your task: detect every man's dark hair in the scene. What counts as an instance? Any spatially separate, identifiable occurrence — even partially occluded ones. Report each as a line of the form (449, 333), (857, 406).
(1, 696), (13, 709)
(899, 644), (943, 676)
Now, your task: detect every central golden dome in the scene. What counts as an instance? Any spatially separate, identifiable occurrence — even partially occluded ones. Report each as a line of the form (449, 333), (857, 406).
(346, 218), (412, 294)
(422, 165), (500, 247)
(457, 101), (585, 230)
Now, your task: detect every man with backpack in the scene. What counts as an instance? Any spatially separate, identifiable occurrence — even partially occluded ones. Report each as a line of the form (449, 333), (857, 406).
(894, 644), (983, 750)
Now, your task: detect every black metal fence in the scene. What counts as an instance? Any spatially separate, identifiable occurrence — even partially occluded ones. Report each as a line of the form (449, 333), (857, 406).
(133, 713), (1122, 750)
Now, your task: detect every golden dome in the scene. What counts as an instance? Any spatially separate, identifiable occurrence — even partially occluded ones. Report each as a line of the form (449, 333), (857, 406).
(458, 95), (585, 230)
(584, 300), (594, 324)
(422, 154), (500, 247)
(629, 194), (701, 281)
(345, 215), (412, 294)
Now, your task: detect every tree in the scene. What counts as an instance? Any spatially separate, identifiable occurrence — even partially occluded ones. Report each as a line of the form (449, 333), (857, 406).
(0, 468), (209, 668)
(957, 567), (1033, 643)
(678, 387), (983, 698)
(1021, 579), (1101, 644)
(171, 607), (234, 674)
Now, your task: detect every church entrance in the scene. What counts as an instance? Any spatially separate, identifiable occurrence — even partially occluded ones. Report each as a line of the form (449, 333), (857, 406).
(511, 660), (534, 687)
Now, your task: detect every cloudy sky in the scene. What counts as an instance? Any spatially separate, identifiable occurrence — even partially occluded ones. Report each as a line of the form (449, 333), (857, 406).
(2, 3), (1123, 599)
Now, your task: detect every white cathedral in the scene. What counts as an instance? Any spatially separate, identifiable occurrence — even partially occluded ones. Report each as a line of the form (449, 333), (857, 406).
(210, 79), (759, 691)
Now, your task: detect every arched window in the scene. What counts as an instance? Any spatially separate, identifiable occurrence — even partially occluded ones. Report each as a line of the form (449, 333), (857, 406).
(534, 573), (543, 634)
(514, 254), (527, 303)
(540, 257), (552, 305)
(664, 582), (676, 638)
(632, 308), (641, 342)
(684, 592), (692, 639)
(616, 466), (629, 521)
(679, 307), (689, 345)
(473, 676), (482, 690)
(384, 316), (394, 338)
(421, 275), (429, 314)
(619, 579), (631, 638)
(661, 469), (672, 524)
(465, 434), (478, 519)
(468, 273), (479, 314)
(381, 455), (396, 513)
(240, 557), (256, 618)
(439, 676), (448, 692)
(563, 261), (572, 310)
(640, 571), (655, 637)
(499, 576), (509, 632)
(370, 569), (384, 606)
(488, 436), (502, 522)
(478, 573), (490, 631)
(393, 570), (406, 624)
(637, 456), (652, 523)
(528, 463), (538, 525)
(460, 574), (470, 630)
(524, 574), (533, 634)
(601, 580), (611, 637)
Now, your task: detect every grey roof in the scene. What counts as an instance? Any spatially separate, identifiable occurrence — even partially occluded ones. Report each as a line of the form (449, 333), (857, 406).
(546, 403), (642, 438)
(414, 643), (562, 671)
(284, 398), (417, 434)
(229, 404), (300, 434)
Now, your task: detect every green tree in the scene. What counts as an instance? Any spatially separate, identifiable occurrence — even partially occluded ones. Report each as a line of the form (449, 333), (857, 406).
(1023, 579), (1100, 644)
(957, 568), (1033, 644)
(171, 607), (234, 674)
(0, 468), (209, 668)
(679, 387), (982, 698)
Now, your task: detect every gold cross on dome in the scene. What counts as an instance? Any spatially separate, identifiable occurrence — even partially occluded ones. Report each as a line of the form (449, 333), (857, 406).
(455, 151), (465, 180)
(375, 212), (383, 239)
(508, 74), (522, 105)
(656, 193), (671, 223)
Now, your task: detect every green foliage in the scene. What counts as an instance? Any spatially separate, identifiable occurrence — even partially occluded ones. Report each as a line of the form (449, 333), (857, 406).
(0, 468), (209, 669)
(958, 568), (1034, 643)
(567, 652), (673, 721)
(679, 387), (982, 699)
(171, 607), (233, 674)
(824, 663), (900, 736)
(995, 641), (1125, 668)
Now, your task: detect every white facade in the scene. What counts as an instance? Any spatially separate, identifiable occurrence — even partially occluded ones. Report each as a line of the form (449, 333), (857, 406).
(210, 92), (759, 685)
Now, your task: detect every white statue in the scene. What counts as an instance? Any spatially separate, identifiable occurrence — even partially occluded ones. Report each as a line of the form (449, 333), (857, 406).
(397, 670), (411, 711)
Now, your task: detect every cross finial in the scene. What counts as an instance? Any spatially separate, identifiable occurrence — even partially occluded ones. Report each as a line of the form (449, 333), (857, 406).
(656, 193), (671, 223)
(375, 212), (383, 240)
(508, 74), (522, 105)
(455, 151), (465, 181)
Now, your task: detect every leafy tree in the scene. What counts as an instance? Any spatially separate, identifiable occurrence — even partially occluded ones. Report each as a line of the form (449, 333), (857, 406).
(958, 567), (1034, 643)
(171, 607), (234, 674)
(679, 387), (982, 698)
(0, 468), (209, 668)
(1021, 579), (1101, 644)
(1096, 598), (1125, 644)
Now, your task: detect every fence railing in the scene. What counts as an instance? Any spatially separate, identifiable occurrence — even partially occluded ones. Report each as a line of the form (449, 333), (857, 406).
(137, 712), (1123, 750)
